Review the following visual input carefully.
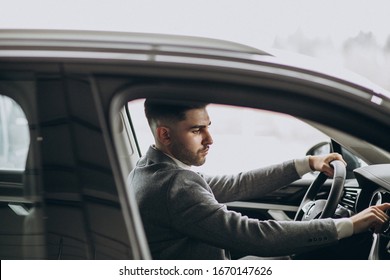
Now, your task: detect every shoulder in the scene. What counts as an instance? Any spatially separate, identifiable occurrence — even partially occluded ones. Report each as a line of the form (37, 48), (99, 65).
(168, 169), (207, 188)
(167, 169), (213, 198)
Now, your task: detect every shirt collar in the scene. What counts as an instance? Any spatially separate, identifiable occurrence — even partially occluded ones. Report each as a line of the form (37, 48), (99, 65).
(152, 145), (192, 170)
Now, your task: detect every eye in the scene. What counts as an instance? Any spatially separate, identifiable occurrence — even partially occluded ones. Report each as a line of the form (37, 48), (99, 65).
(192, 129), (201, 134)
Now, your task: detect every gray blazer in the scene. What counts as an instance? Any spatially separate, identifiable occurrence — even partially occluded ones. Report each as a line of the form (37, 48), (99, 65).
(128, 146), (338, 259)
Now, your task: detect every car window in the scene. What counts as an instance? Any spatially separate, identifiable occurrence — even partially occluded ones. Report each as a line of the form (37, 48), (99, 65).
(0, 95), (29, 170)
(0, 93), (35, 260)
(127, 99), (330, 176)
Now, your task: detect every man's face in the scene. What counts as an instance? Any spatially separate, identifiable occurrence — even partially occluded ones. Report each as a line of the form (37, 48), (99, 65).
(168, 108), (213, 166)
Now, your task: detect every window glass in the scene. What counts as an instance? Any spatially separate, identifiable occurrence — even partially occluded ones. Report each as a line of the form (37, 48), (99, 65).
(128, 99), (330, 176)
(0, 95), (30, 170)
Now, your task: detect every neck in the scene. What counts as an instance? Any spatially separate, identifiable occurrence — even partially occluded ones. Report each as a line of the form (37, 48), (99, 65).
(152, 145), (191, 170)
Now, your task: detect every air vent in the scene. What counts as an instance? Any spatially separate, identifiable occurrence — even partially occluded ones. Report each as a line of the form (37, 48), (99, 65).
(340, 187), (361, 212)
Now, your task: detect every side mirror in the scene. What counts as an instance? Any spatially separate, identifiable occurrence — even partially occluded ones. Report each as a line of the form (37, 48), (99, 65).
(306, 142), (361, 179)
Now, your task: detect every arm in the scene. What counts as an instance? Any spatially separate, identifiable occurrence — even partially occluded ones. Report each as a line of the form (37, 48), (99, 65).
(204, 153), (345, 203)
(168, 170), (339, 257)
(203, 160), (300, 203)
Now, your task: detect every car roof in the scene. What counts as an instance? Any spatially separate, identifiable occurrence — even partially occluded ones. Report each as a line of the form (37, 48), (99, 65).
(0, 28), (270, 58)
(0, 29), (389, 101)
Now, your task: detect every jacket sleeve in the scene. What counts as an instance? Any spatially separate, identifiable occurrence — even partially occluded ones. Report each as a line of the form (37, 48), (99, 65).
(203, 160), (300, 203)
(167, 170), (338, 257)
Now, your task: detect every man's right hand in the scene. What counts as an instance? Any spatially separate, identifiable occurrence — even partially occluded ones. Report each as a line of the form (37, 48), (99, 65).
(351, 203), (390, 234)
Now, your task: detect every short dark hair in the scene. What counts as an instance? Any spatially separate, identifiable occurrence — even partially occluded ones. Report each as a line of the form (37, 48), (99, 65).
(144, 98), (208, 125)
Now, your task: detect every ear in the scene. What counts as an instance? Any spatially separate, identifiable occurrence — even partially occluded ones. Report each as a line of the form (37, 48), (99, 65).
(156, 126), (171, 145)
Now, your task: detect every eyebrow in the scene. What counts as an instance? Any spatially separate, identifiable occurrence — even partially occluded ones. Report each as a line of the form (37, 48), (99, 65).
(189, 122), (211, 129)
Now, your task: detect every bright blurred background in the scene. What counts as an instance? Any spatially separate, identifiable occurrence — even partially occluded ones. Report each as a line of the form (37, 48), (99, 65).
(1, 0), (388, 174)
(1, 0), (389, 90)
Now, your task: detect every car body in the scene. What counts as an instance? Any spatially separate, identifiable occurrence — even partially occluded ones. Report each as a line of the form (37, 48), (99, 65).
(0, 29), (389, 260)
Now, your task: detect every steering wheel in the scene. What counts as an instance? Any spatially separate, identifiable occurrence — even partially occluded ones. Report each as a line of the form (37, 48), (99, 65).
(294, 160), (346, 221)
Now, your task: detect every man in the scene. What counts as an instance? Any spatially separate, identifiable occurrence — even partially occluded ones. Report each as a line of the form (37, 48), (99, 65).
(128, 98), (390, 260)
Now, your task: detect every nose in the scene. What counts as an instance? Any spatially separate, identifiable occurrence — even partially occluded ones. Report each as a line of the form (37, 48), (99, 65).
(203, 129), (213, 146)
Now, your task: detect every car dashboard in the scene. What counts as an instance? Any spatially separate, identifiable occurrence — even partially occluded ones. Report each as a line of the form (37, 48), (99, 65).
(348, 164), (390, 259)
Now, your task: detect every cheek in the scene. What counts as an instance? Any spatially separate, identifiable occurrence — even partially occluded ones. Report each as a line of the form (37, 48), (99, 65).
(171, 132), (191, 145)
(182, 134), (202, 147)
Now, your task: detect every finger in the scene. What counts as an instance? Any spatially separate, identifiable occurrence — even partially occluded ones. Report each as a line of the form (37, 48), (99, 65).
(324, 170), (333, 177)
(377, 203), (390, 212)
(374, 212), (388, 224)
(330, 153), (347, 166)
(368, 207), (389, 231)
(322, 165), (334, 177)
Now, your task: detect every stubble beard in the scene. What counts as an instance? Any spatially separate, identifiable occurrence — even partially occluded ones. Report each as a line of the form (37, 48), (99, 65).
(171, 141), (207, 167)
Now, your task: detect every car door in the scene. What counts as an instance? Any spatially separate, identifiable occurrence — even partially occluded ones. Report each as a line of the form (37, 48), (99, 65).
(0, 70), (150, 260)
